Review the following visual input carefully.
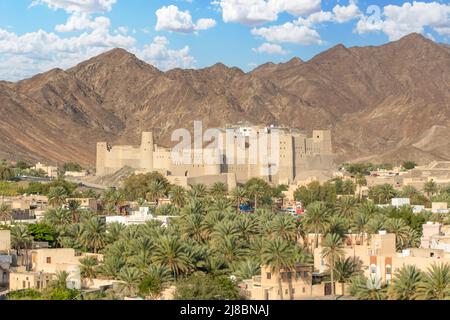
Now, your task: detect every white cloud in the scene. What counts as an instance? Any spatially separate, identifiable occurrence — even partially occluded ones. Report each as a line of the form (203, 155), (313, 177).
(0, 27), (196, 80)
(155, 5), (216, 33)
(55, 13), (110, 32)
(216, 0), (321, 26)
(137, 36), (196, 70)
(332, 0), (362, 23)
(252, 42), (288, 55)
(251, 22), (323, 45)
(270, 0), (321, 17)
(296, 11), (334, 27)
(195, 18), (217, 31)
(356, 1), (450, 40)
(30, 0), (117, 13)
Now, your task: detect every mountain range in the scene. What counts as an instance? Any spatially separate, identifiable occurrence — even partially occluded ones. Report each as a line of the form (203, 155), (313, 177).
(1, 33), (449, 167)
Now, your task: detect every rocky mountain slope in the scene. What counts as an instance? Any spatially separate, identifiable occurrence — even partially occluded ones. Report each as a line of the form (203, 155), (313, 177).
(1, 33), (449, 167)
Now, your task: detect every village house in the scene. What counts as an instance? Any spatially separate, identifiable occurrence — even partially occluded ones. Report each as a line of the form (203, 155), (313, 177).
(8, 248), (114, 292)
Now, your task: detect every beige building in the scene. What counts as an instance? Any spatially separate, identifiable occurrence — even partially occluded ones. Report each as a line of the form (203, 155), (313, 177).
(0, 230), (11, 252)
(33, 162), (58, 178)
(66, 198), (98, 211)
(240, 264), (338, 300)
(313, 231), (450, 286)
(96, 125), (334, 186)
(9, 248), (104, 292)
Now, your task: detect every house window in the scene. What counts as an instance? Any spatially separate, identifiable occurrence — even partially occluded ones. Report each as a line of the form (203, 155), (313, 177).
(292, 289), (295, 294)
(287, 272), (292, 280)
(285, 289), (288, 295)
(46, 257), (51, 264)
(304, 271), (309, 278)
(302, 287), (306, 293)
(22, 281), (26, 289)
(386, 265), (392, 275)
(296, 271), (302, 278)
(371, 264), (377, 274)
(266, 273), (272, 280)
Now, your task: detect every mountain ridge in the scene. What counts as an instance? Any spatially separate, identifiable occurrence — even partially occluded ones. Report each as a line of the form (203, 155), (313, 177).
(1, 33), (449, 167)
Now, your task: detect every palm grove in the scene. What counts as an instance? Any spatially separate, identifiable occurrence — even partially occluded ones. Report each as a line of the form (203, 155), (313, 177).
(1, 168), (450, 300)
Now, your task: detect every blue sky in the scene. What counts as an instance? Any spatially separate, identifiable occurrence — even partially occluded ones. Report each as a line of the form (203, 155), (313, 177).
(0, 0), (449, 80)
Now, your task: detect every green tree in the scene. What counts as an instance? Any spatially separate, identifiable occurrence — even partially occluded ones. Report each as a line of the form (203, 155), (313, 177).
(11, 224), (33, 267)
(321, 233), (345, 298)
(402, 161), (417, 170)
(416, 263), (450, 300)
(80, 256), (99, 287)
(303, 202), (330, 249)
(80, 216), (107, 253)
(0, 203), (12, 222)
(209, 182), (228, 198)
(349, 275), (387, 300)
(27, 223), (57, 245)
(146, 180), (167, 205)
(388, 265), (423, 300)
(231, 186), (248, 212)
(333, 257), (362, 296)
(67, 200), (81, 223)
(424, 180), (438, 198)
(48, 186), (68, 208)
(169, 186), (187, 208)
(369, 184), (398, 204)
(0, 166), (15, 181)
(261, 238), (295, 300)
(174, 273), (240, 300)
(152, 235), (192, 280)
(117, 267), (143, 298)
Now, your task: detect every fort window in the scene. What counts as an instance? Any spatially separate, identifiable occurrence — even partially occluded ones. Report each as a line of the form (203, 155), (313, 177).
(266, 272), (271, 280)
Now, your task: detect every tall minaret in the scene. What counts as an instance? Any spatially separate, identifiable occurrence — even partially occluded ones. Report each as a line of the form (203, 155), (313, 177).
(140, 132), (154, 172)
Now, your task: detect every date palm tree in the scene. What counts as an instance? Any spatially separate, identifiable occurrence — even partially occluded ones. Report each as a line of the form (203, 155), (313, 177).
(355, 173), (367, 200)
(44, 208), (72, 227)
(67, 200), (81, 223)
(303, 201), (331, 249)
(80, 256), (99, 288)
(416, 263), (450, 300)
(169, 186), (186, 208)
(269, 214), (297, 242)
(0, 203), (12, 223)
(334, 257), (362, 296)
(231, 186), (248, 212)
(321, 233), (345, 299)
(349, 274), (387, 300)
(10, 224), (33, 267)
(215, 235), (248, 267)
(146, 180), (166, 206)
(232, 258), (261, 281)
(48, 186), (68, 208)
(117, 267), (143, 298)
(352, 212), (370, 245)
(188, 184), (208, 199)
(384, 218), (413, 251)
(423, 180), (438, 198)
(336, 196), (358, 219)
(209, 182), (228, 198)
(152, 235), (192, 280)
(79, 216), (107, 253)
(261, 238), (295, 300)
(180, 213), (207, 243)
(388, 265), (423, 300)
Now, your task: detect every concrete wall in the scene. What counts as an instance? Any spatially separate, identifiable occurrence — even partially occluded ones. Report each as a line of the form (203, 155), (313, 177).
(96, 127), (335, 185)
(0, 230), (11, 252)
